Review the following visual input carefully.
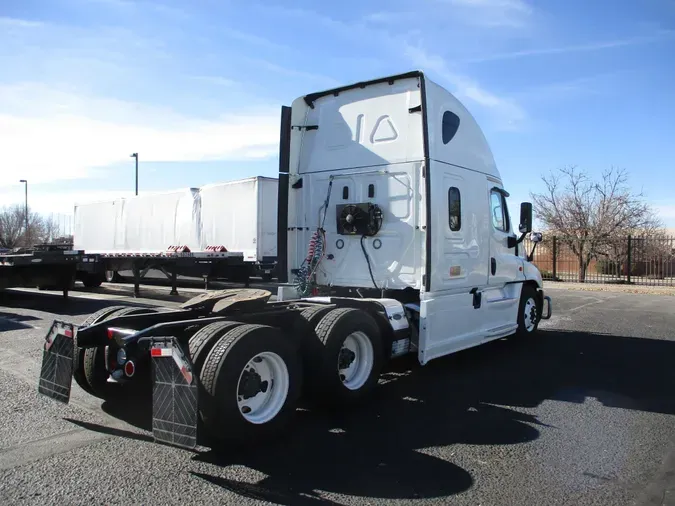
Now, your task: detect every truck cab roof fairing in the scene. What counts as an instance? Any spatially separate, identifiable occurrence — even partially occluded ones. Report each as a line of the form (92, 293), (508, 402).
(290, 70), (501, 182)
(302, 71), (425, 109)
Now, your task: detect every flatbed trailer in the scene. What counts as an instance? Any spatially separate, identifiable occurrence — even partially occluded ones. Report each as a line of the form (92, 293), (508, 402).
(72, 176), (280, 288)
(0, 245), (255, 298)
(76, 249), (252, 297)
(0, 247), (83, 298)
(36, 70), (553, 453)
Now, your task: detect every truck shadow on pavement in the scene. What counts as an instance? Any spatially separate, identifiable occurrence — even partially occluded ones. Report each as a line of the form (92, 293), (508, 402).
(0, 311), (42, 332)
(93, 328), (675, 505)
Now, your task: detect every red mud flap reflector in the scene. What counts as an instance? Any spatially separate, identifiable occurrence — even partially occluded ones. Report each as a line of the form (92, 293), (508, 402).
(150, 338), (198, 450)
(38, 321), (76, 404)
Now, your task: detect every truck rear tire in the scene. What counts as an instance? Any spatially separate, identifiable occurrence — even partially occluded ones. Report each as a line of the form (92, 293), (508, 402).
(82, 306), (156, 398)
(188, 321), (242, 375)
(299, 305), (334, 326)
(514, 284), (540, 338)
(73, 305), (130, 396)
(291, 304), (333, 367)
(81, 273), (103, 288)
(199, 324), (302, 448)
(308, 307), (384, 408)
(105, 270), (121, 283)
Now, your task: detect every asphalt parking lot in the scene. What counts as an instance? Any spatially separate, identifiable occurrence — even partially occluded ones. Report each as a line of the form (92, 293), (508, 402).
(0, 284), (673, 506)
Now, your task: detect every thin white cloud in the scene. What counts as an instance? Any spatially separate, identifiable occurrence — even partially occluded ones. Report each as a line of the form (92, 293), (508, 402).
(438, 0), (533, 28)
(224, 28), (291, 52)
(245, 58), (340, 87)
(466, 30), (675, 63)
(75, 0), (188, 21)
(254, 4), (525, 128)
(0, 16), (45, 28)
(363, 11), (416, 24)
(510, 73), (621, 104)
(0, 83), (280, 187)
(655, 204), (675, 222)
(189, 75), (237, 87)
(448, 0), (531, 12)
(403, 43), (526, 130)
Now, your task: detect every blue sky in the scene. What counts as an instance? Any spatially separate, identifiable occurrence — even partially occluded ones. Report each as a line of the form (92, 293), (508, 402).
(1, 0), (674, 232)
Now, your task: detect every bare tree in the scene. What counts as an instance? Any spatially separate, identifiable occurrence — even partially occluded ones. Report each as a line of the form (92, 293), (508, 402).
(0, 205), (68, 249)
(0, 205), (26, 248)
(531, 166), (662, 282)
(41, 215), (61, 243)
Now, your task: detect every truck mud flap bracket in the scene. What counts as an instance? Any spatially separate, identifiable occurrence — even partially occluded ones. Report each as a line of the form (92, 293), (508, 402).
(149, 337), (199, 450)
(38, 320), (75, 404)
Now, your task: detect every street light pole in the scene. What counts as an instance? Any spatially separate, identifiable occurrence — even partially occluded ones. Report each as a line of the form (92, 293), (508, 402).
(130, 153), (138, 195)
(19, 179), (28, 245)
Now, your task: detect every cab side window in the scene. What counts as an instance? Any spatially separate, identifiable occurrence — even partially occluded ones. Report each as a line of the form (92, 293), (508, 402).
(448, 187), (461, 231)
(490, 190), (509, 232)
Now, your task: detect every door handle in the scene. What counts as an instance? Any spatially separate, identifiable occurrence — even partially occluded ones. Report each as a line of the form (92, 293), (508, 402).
(491, 257), (496, 275)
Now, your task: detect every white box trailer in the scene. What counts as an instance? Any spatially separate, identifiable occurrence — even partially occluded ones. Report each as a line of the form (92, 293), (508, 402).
(199, 176), (278, 270)
(38, 71), (552, 452)
(73, 188), (201, 253)
(72, 176), (279, 289)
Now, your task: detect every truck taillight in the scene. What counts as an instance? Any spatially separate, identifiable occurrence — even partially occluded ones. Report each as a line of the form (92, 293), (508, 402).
(106, 327), (136, 346)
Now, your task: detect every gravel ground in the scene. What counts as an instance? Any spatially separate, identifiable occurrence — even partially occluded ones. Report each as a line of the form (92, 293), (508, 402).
(0, 285), (674, 505)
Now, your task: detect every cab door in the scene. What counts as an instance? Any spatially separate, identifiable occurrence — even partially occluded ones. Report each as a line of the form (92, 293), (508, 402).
(487, 183), (524, 288)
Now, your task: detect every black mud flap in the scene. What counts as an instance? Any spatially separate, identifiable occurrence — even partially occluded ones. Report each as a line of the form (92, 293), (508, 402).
(38, 320), (76, 403)
(150, 338), (198, 450)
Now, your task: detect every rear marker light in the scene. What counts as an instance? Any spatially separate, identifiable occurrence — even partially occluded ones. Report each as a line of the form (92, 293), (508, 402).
(107, 329), (114, 340)
(151, 348), (172, 357)
(124, 361), (135, 377)
(63, 328), (73, 338)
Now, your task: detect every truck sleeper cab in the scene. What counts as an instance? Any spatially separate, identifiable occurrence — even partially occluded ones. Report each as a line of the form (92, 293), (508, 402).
(37, 71), (551, 452)
(280, 70), (551, 363)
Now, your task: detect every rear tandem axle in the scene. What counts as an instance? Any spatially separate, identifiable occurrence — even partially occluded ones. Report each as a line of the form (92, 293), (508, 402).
(38, 288), (408, 451)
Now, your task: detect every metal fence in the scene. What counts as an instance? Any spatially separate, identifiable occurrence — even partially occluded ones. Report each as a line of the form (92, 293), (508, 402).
(523, 235), (675, 286)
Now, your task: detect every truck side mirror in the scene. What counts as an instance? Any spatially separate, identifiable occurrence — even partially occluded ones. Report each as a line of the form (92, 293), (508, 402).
(527, 231), (543, 262)
(519, 202), (533, 234)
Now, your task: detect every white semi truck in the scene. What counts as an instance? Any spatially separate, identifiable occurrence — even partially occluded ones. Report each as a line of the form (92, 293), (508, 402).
(37, 71), (551, 451)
